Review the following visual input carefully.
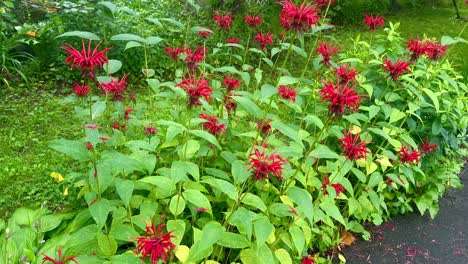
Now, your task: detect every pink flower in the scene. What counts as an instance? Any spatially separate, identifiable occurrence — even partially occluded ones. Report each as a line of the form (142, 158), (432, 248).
(176, 75), (213, 106)
(99, 74), (128, 100)
(339, 130), (369, 160)
(279, 0), (320, 33)
(213, 12), (233, 30)
(424, 40), (447, 61)
(226, 38), (241, 44)
(73, 83), (89, 97)
(223, 76), (241, 91)
(334, 65), (358, 84)
(316, 41), (339, 66)
(253, 32), (274, 50)
(165, 47), (184, 60)
(248, 148), (286, 181)
(398, 146), (420, 164)
(383, 58), (412, 80)
(198, 30), (211, 39)
(199, 114), (226, 135)
(278, 85), (297, 102)
(135, 219), (176, 264)
(320, 80), (363, 116)
(363, 14), (384, 31)
(41, 247), (78, 264)
(62, 39), (110, 77)
(321, 177), (345, 196)
(244, 15), (262, 28)
(420, 138), (436, 155)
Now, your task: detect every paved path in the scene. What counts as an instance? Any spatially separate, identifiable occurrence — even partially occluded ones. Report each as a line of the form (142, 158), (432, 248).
(342, 166), (467, 264)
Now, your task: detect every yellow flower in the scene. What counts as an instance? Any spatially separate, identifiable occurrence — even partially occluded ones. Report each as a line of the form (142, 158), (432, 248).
(63, 188), (69, 196)
(50, 172), (64, 182)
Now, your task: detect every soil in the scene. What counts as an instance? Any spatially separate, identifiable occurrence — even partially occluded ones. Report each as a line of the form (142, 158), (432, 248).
(342, 165), (468, 264)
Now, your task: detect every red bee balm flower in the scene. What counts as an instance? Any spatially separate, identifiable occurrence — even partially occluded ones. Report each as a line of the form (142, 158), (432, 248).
(279, 0), (320, 33)
(226, 38), (241, 44)
(363, 14), (385, 31)
(198, 30), (211, 39)
(248, 148), (286, 181)
(424, 41), (447, 61)
(62, 39), (110, 77)
(213, 12), (233, 30)
(135, 220), (176, 264)
(253, 32), (274, 50)
(184, 46), (207, 70)
(223, 76), (241, 91)
(315, 0), (336, 9)
(316, 41), (339, 66)
(320, 81), (363, 115)
(165, 47), (184, 60)
(244, 15), (262, 28)
(301, 255), (316, 264)
(420, 139), (436, 154)
(73, 83), (89, 97)
(176, 76), (212, 106)
(41, 247), (78, 264)
(257, 118), (272, 134)
(144, 125), (158, 136)
(199, 114), (226, 135)
(278, 85), (297, 102)
(99, 74), (128, 100)
(339, 130), (369, 160)
(124, 107), (134, 120)
(334, 65), (358, 84)
(224, 93), (238, 114)
(383, 58), (412, 80)
(398, 146), (420, 164)
(406, 39), (428, 60)
(321, 177), (345, 196)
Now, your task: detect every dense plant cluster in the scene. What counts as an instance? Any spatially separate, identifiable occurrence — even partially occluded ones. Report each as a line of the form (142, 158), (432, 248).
(1, 0), (467, 264)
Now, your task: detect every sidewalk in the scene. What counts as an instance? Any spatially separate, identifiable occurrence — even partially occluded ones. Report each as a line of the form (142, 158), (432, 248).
(342, 166), (467, 264)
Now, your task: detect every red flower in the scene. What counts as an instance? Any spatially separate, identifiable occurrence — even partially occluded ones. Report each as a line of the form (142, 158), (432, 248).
(301, 255), (316, 264)
(73, 83), (89, 97)
(278, 85), (297, 102)
(144, 124), (158, 136)
(213, 12), (233, 30)
(406, 39), (427, 60)
(257, 118), (272, 134)
(363, 14), (384, 31)
(320, 81), (363, 116)
(224, 93), (238, 114)
(321, 177), (345, 196)
(339, 130), (369, 160)
(112, 120), (126, 132)
(124, 107), (134, 120)
(223, 76), (241, 91)
(84, 141), (93, 151)
(100, 74), (128, 100)
(176, 75), (213, 106)
(253, 32), (274, 50)
(248, 148), (286, 181)
(165, 47), (184, 60)
(199, 114), (226, 135)
(244, 15), (262, 28)
(334, 65), (358, 84)
(226, 38), (241, 44)
(41, 247), (78, 264)
(424, 41), (447, 61)
(383, 58), (412, 80)
(62, 39), (110, 77)
(398, 146), (420, 164)
(279, 0), (320, 33)
(198, 30), (211, 39)
(315, 0), (336, 9)
(420, 139), (436, 155)
(135, 219), (176, 264)
(316, 41), (339, 66)
(185, 46), (207, 70)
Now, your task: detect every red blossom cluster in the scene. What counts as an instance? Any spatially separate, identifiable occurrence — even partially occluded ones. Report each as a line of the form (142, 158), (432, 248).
(301, 255), (317, 264)
(199, 114), (226, 135)
(73, 83), (89, 97)
(407, 39), (447, 60)
(279, 0), (320, 33)
(144, 124), (158, 136)
(253, 32), (274, 50)
(135, 219), (176, 264)
(339, 130), (369, 160)
(316, 41), (339, 66)
(363, 14), (385, 31)
(176, 75), (213, 106)
(42, 247), (78, 264)
(213, 12), (233, 30)
(278, 85), (297, 102)
(224, 93), (238, 114)
(223, 76), (241, 91)
(398, 146), (420, 164)
(320, 80), (364, 116)
(420, 138), (436, 154)
(383, 58), (412, 80)
(226, 38), (241, 44)
(198, 29), (211, 39)
(321, 177), (345, 196)
(334, 65), (358, 84)
(62, 39), (110, 78)
(99, 74), (128, 100)
(185, 46), (207, 70)
(245, 15), (262, 28)
(248, 147), (286, 181)
(257, 118), (272, 134)
(165, 46), (184, 60)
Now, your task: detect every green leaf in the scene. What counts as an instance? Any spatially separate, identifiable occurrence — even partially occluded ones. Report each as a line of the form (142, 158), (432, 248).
(103, 59), (122, 74)
(160, 18), (185, 29)
(145, 36), (163, 45)
(124, 41), (142, 51)
(389, 108), (406, 124)
(241, 193), (267, 212)
(228, 207), (253, 239)
(232, 160), (251, 185)
(304, 115), (324, 129)
(261, 84), (277, 100)
(169, 195), (186, 216)
(320, 201), (345, 225)
(288, 186), (314, 225)
(233, 96), (264, 118)
(115, 179), (133, 206)
(167, 219), (185, 246)
(111, 33), (145, 42)
(97, 233), (117, 256)
(240, 249), (262, 264)
(440, 36), (467, 46)
(89, 198), (111, 230)
(253, 217), (274, 246)
(188, 222), (224, 263)
(270, 120), (303, 146)
(422, 88), (439, 112)
(309, 144), (340, 159)
(91, 100), (106, 120)
(183, 190), (212, 213)
(189, 130), (221, 149)
(57, 31), (100, 40)
(275, 249), (292, 264)
(110, 223), (139, 242)
(217, 232), (250, 249)
(139, 176), (176, 193)
(289, 225), (305, 255)
(202, 178), (238, 200)
(292, 45), (307, 58)
(178, 139), (200, 159)
(278, 76), (298, 86)
(49, 139), (90, 161)
(38, 215), (63, 232)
